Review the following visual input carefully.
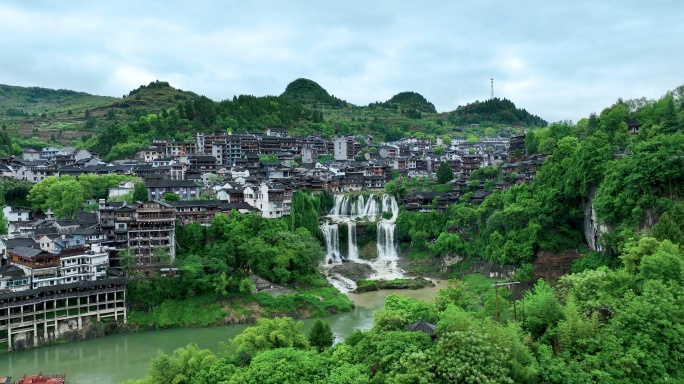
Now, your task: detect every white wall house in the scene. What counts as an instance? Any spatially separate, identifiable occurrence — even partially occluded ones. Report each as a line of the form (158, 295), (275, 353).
(243, 183), (287, 218)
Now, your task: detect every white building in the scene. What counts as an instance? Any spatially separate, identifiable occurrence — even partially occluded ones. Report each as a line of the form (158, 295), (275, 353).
(243, 183), (289, 218)
(7, 243), (108, 290)
(108, 181), (135, 199)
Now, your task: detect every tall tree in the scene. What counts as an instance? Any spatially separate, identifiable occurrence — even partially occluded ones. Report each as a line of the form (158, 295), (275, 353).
(436, 161), (454, 184)
(309, 319), (334, 352)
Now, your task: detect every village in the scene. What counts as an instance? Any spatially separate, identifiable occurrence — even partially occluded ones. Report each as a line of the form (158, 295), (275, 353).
(0, 129), (545, 351)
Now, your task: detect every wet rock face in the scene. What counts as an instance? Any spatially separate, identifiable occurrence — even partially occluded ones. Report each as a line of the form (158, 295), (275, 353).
(582, 187), (609, 252)
(329, 262), (374, 282)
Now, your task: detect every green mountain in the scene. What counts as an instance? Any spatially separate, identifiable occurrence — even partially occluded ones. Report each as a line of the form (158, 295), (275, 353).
(0, 78), (549, 159)
(0, 84), (116, 116)
(281, 78), (347, 108)
(385, 91), (437, 114)
(448, 98), (547, 127)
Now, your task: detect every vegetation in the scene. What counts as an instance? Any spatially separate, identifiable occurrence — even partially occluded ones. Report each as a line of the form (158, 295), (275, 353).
(130, 238), (684, 384)
(26, 174), (144, 218)
(308, 319), (334, 352)
(127, 211), (335, 321)
(448, 97), (548, 127)
(396, 84), (684, 269)
(281, 78), (347, 108)
(127, 288), (352, 329)
(0, 78), (546, 160)
(436, 161), (454, 184)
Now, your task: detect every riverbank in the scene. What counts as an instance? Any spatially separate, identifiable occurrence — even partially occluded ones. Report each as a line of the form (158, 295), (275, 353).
(0, 281), (448, 383)
(126, 287), (354, 330)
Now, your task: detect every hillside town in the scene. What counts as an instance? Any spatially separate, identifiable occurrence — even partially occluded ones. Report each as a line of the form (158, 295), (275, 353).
(0, 129), (544, 350)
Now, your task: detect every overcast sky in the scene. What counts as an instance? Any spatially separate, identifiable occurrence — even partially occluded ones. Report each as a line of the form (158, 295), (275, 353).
(1, 1), (682, 123)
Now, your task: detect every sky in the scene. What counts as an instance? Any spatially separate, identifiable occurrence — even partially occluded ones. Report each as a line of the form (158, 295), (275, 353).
(1, 1), (683, 123)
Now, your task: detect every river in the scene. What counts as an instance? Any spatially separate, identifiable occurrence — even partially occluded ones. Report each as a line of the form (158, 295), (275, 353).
(0, 281), (446, 383)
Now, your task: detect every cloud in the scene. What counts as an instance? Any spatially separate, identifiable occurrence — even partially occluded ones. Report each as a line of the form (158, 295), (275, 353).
(0, 1), (682, 122)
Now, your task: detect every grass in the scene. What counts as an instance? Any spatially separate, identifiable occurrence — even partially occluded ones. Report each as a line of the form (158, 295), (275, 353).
(127, 287), (354, 330)
(462, 273), (508, 296)
(354, 277), (435, 293)
(128, 294), (226, 329)
(250, 287), (354, 316)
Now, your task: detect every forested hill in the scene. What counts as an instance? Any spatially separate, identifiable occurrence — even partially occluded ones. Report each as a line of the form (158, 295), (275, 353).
(448, 97), (548, 127)
(384, 91), (437, 113)
(280, 78), (347, 108)
(0, 77), (548, 160)
(0, 84), (116, 115)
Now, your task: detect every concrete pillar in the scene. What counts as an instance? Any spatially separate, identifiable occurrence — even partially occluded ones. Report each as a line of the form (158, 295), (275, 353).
(77, 316), (82, 330)
(123, 290), (127, 324)
(33, 308), (38, 347)
(54, 299), (59, 337)
(7, 324), (12, 351)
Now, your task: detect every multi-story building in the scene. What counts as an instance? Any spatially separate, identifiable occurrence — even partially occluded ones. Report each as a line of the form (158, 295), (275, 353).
(7, 242), (108, 289)
(508, 135), (525, 162)
(461, 154), (484, 179)
(145, 179), (202, 201)
(99, 200), (176, 266)
(0, 277), (127, 351)
(171, 200), (258, 226)
(333, 136), (361, 161)
(243, 183), (289, 218)
(301, 147), (318, 164)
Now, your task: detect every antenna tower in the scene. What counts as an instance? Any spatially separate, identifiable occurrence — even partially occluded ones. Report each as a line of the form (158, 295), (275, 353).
(490, 78), (494, 99)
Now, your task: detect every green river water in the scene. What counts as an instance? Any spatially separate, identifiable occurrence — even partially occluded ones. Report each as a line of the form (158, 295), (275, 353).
(0, 282), (445, 383)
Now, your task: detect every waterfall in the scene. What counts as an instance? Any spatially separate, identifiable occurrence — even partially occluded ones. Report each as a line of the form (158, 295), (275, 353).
(376, 194), (399, 261)
(330, 194), (382, 220)
(376, 222), (398, 260)
(347, 221), (358, 260)
(328, 273), (357, 293)
(321, 223), (341, 263)
(322, 193), (404, 282)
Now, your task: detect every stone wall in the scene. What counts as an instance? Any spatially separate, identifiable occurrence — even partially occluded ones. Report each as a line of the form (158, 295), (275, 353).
(533, 249), (582, 282)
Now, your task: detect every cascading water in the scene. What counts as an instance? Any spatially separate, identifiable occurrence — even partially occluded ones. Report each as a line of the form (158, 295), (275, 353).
(321, 193), (404, 283)
(321, 223), (341, 263)
(376, 222), (397, 260)
(347, 221), (358, 260)
(330, 194), (381, 219)
(376, 194), (399, 260)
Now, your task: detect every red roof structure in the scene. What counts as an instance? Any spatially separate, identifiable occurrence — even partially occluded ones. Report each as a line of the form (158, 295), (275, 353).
(13, 374), (65, 384)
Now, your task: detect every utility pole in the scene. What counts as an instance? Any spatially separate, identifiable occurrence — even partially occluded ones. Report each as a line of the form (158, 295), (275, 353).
(492, 281), (520, 322)
(491, 78), (494, 99)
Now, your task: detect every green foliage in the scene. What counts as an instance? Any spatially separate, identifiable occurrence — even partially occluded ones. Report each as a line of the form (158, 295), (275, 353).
(290, 190), (323, 239)
(133, 181), (149, 202)
(222, 317), (309, 365)
(309, 319), (334, 352)
(522, 280), (564, 339)
(594, 133), (684, 227)
(651, 201), (684, 246)
(436, 161), (454, 184)
(127, 294), (227, 328)
(281, 78), (347, 108)
(0, 207), (7, 235)
(162, 192), (180, 202)
(384, 179), (407, 199)
(0, 179), (32, 208)
(448, 97), (548, 127)
(142, 343), (218, 384)
(384, 91), (437, 113)
(27, 174), (143, 217)
(570, 252), (613, 273)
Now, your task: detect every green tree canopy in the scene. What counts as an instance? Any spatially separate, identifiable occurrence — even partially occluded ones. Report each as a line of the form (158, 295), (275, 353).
(436, 161), (454, 184)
